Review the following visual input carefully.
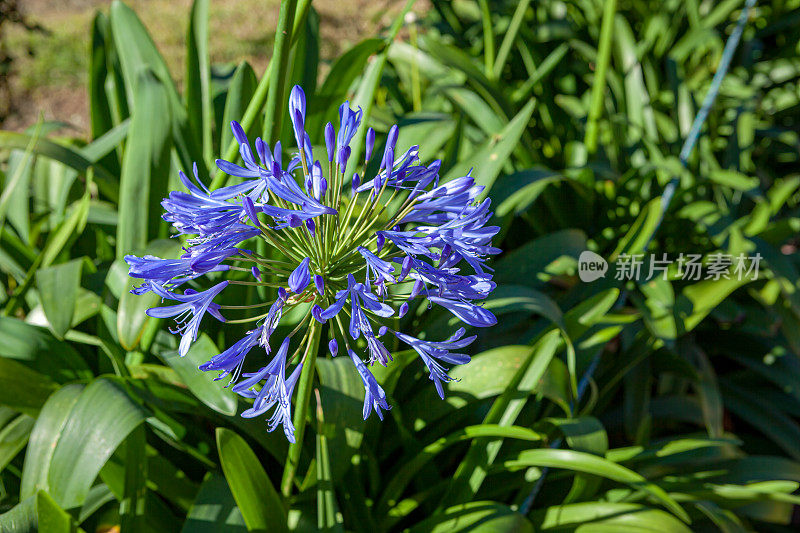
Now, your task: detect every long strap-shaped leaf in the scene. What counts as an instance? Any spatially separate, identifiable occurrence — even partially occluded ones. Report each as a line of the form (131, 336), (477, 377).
(377, 425), (544, 523)
(505, 448), (690, 522)
(436, 329), (561, 510)
(209, 0), (314, 190)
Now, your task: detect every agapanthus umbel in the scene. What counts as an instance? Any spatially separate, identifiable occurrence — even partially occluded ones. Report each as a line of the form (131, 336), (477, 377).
(125, 86), (500, 442)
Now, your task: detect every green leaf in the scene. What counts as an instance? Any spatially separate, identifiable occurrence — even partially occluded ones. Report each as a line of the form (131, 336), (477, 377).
(117, 239), (181, 351)
(444, 99), (535, 193)
(484, 285), (565, 329)
(534, 502), (692, 532)
(504, 449), (690, 522)
(89, 12), (114, 140)
(0, 491), (83, 533)
(119, 426), (147, 532)
(0, 317), (90, 383)
(0, 131), (118, 201)
(378, 425), (544, 517)
(2, 147), (35, 242)
(611, 197), (662, 258)
(115, 68), (172, 259)
(676, 276), (750, 333)
(182, 473), (247, 533)
(221, 62), (259, 153)
(315, 391), (343, 532)
(109, 0), (201, 176)
(439, 330), (562, 509)
(709, 169), (759, 191)
(159, 334), (237, 416)
(21, 384), (84, 499)
(410, 501), (534, 533)
(316, 357), (366, 481)
(40, 194), (90, 269)
(311, 38), (384, 133)
(344, 1), (415, 178)
(48, 378), (148, 509)
(0, 358), (59, 416)
(0, 414), (35, 472)
(543, 417), (609, 455)
(35, 259), (83, 339)
(494, 229), (587, 288)
(185, 0), (212, 166)
(216, 428), (287, 532)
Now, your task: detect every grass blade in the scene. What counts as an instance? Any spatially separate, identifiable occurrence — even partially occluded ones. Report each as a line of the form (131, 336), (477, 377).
(584, 0), (618, 154)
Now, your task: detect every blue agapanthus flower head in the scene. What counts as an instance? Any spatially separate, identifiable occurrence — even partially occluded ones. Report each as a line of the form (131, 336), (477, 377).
(125, 85), (500, 441)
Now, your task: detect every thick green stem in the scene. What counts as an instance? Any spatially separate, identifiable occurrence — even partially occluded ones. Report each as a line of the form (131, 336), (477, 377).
(209, 0), (312, 190)
(281, 321), (322, 496)
(583, 0), (618, 155)
(477, 0), (495, 77)
(262, 0), (298, 146)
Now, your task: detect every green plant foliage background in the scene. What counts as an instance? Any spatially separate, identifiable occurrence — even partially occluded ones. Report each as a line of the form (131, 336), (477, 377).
(1, 0), (800, 531)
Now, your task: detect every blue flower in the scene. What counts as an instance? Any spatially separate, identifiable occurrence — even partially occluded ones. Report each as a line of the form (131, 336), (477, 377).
(349, 348), (390, 420)
(288, 257), (312, 293)
(146, 281), (228, 356)
(125, 84), (500, 442)
(394, 328), (475, 399)
(233, 338), (303, 442)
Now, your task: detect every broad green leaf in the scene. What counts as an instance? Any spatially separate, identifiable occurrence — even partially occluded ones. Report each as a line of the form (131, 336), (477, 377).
(186, 0), (212, 166)
(48, 378), (148, 509)
(405, 345), (539, 424)
(440, 331), (562, 508)
(0, 317), (90, 383)
(316, 357), (366, 481)
(613, 15), (657, 143)
(0, 131), (118, 201)
(119, 426), (147, 532)
(0, 491), (82, 533)
(494, 229), (587, 288)
(117, 239), (181, 351)
(221, 62), (259, 153)
(310, 41), (385, 136)
(182, 473), (247, 533)
(3, 148), (35, 242)
(0, 414), (34, 472)
(216, 428), (287, 532)
(611, 197), (662, 258)
(160, 334), (237, 416)
(89, 12), (114, 140)
(544, 417), (609, 455)
(484, 285), (565, 329)
(444, 99), (535, 193)
(315, 390), (343, 532)
(410, 501), (534, 533)
(378, 425), (544, 515)
(676, 277), (750, 333)
(109, 0), (201, 175)
(494, 168), (572, 217)
(21, 384), (84, 499)
(444, 86), (505, 136)
(0, 358), (59, 416)
(504, 449), (690, 522)
(115, 68), (172, 259)
(534, 502), (692, 532)
(606, 437), (740, 465)
(35, 259), (83, 339)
